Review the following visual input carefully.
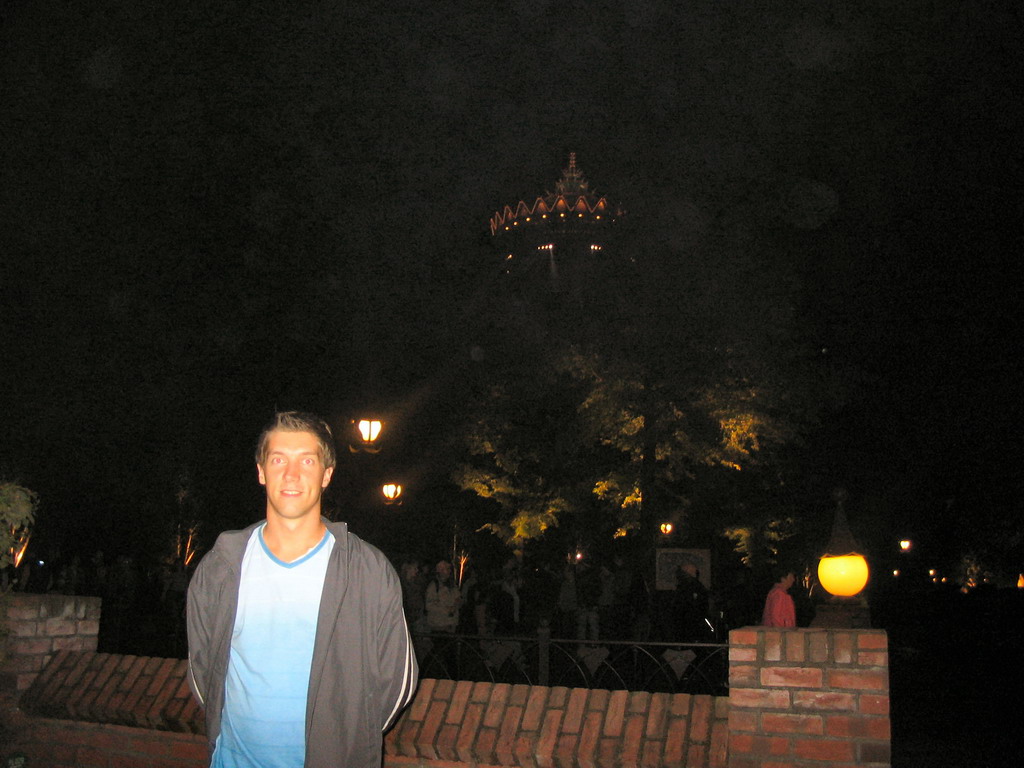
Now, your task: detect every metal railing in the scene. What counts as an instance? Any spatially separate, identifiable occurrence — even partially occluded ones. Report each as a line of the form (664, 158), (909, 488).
(412, 627), (728, 695)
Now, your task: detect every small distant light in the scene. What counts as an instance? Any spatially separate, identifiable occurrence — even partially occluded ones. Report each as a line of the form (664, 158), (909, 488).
(941, 577), (948, 583)
(575, 551), (583, 561)
(660, 522), (673, 535)
(899, 539), (912, 551)
(893, 569), (900, 577)
(928, 569), (937, 577)
(38, 560), (45, 566)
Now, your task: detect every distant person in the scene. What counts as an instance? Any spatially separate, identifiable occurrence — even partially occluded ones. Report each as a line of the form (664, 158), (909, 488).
(425, 559), (461, 633)
(187, 411), (417, 768)
(762, 569), (797, 628)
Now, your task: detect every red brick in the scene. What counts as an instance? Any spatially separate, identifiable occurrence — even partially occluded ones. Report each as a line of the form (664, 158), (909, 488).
(687, 743), (706, 767)
(764, 630), (783, 661)
(474, 725), (498, 765)
(858, 651), (888, 667)
(522, 686), (549, 731)
(641, 740), (664, 768)
(5, 603), (41, 620)
(418, 699), (448, 759)
(828, 668), (888, 691)
(436, 723), (459, 761)
(663, 715), (687, 766)
(554, 732), (578, 768)
(537, 707), (564, 766)
(563, 687), (588, 733)
(729, 733), (790, 757)
(547, 685), (568, 709)
(471, 680), (493, 702)
(146, 657), (180, 696)
(515, 732), (540, 768)
(455, 702), (484, 763)
(433, 677), (454, 698)
(729, 709), (758, 732)
(761, 666), (823, 688)
(729, 647), (757, 662)
(794, 737), (855, 761)
(596, 736), (618, 768)
(824, 713), (890, 739)
(689, 695), (711, 742)
(729, 628), (759, 646)
(761, 712), (823, 735)
(10, 635), (56, 656)
(645, 692), (669, 737)
(396, 714), (422, 757)
(408, 678), (434, 720)
(628, 690), (650, 714)
(484, 683), (511, 728)
(496, 705), (524, 763)
(730, 687), (790, 709)
(587, 688), (609, 711)
(620, 714), (645, 764)
(808, 630), (829, 662)
(834, 632), (854, 664)
(784, 632), (805, 662)
(729, 664), (758, 686)
(793, 689), (856, 712)
(603, 690), (627, 736)
(857, 631), (888, 650)
(7, 620), (38, 637)
(858, 693), (890, 715)
(43, 617), (76, 636)
(77, 619), (101, 637)
(510, 683), (530, 707)
(670, 692), (691, 716)
(709, 720), (729, 768)
(446, 680), (474, 724)
(577, 711), (602, 768)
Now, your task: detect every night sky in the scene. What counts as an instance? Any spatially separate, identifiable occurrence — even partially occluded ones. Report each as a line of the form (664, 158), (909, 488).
(1, 1), (1020, 568)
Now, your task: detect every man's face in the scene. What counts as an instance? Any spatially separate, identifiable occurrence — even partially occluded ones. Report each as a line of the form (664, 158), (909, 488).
(257, 429), (334, 522)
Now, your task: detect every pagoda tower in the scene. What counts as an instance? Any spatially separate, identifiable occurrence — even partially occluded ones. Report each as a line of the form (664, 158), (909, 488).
(489, 154), (627, 293)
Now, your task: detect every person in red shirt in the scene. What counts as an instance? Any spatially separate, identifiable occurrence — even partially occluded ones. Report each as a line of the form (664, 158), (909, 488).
(762, 569), (797, 627)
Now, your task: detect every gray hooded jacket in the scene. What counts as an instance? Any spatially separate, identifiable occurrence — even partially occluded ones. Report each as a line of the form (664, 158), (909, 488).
(186, 520), (418, 768)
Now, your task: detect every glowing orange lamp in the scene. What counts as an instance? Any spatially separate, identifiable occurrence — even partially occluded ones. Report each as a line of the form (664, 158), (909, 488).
(818, 489), (869, 597)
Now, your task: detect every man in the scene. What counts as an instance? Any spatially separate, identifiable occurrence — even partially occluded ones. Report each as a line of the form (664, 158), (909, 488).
(762, 569), (797, 628)
(187, 412), (418, 768)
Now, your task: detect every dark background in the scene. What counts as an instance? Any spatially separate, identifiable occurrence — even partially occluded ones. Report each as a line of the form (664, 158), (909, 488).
(3, 0), (1020, 569)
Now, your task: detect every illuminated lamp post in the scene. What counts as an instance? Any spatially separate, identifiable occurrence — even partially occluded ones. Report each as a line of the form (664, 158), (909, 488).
(349, 418), (383, 453)
(382, 483), (403, 506)
(813, 488), (870, 628)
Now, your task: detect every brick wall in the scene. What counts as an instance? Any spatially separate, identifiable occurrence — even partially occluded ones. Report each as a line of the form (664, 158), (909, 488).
(1, 593), (100, 692)
(3, 597), (891, 768)
(383, 678), (727, 768)
(727, 627), (890, 768)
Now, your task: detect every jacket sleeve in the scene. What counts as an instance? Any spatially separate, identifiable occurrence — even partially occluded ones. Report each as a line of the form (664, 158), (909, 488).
(186, 555), (215, 707)
(377, 562), (419, 732)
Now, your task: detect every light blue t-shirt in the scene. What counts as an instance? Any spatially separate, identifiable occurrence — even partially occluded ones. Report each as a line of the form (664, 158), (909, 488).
(212, 525), (333, 768)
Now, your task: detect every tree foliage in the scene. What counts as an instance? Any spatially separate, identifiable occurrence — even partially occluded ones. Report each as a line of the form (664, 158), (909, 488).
(1, 482), (37, 571)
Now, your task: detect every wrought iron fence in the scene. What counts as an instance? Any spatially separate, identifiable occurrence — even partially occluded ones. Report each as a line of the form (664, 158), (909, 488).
(412, 628), (728, 695)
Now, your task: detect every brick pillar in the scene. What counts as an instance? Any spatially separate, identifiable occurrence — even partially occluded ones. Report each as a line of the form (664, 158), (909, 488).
(727, 627), (890, 768)
(1, 593), (101, 693)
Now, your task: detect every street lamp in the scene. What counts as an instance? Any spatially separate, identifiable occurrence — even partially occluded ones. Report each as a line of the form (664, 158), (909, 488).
(817, 488), (869, 597)
(349, 419), (383, 453)
(382, 483), (403, 505)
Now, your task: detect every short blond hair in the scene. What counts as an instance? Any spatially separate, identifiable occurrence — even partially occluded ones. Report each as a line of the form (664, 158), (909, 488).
(255, 411), (337, 469)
